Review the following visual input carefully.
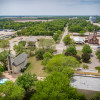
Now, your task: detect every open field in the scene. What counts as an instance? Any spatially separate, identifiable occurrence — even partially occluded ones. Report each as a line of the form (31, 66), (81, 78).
(13, 19), (53, 22)
(25, 56), (46, 77)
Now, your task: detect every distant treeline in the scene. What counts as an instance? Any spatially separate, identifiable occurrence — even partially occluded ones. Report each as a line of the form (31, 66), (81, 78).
(68, 19), (100, 33)
(17, 19), (68, 36)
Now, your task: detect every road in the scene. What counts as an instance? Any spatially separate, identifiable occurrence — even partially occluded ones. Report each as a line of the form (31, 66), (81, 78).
(86, 51), (100, 69)
(56, 27), (68, 54)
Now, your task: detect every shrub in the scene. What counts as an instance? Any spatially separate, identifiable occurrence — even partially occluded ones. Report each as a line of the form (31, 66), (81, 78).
(63, 35), (72, 45)
(0, 64), (4, 75)
(35, 49), (45, 60)
(83, 64), (89, 69)
(82, 53), (90, 62)
(65, 52), (72, 56)
(73, 55), (81, 63)
(89, 92), (100, 100)
(95, 66), (100, 73)
(19, 41), (26, 46)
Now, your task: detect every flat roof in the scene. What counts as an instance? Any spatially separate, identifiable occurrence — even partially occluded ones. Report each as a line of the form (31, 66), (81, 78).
(71, 76), (100, 91)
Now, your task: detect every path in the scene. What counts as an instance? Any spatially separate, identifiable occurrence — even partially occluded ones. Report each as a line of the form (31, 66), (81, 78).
(87, 51), (100, 69)
(56, 26), (68, 54)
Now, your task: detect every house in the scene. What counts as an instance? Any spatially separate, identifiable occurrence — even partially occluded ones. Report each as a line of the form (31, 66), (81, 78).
(8, 52), (27, 74)
(85, 31), (99, 44)
(73, 37), (84, 44)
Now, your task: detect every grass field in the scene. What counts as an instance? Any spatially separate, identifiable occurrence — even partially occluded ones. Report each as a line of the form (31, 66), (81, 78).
(77, 50), (82, 57)
(25, 56), (46, 77)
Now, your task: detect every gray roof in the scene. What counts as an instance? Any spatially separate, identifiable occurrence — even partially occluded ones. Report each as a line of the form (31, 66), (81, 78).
(13, 52), (27, 66)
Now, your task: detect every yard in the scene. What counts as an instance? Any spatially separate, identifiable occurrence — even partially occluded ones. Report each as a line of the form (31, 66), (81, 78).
(77, 50), (82, 57)
(25, 56), (47, 77)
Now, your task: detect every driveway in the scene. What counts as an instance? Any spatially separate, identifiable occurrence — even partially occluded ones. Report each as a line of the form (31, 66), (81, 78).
(56, 27), (68, 54)
(86, 51), (100, 70)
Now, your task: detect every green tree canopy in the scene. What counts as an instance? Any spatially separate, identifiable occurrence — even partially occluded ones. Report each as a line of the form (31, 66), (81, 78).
(0, 64), (4, 76)
(82, 45), (92, 54)
(46, 54), (79, 72)
(63, 35), (72, 45)
(30, 71), (86, 100)
(14, 44), (27, 56)
(0, 50), (9, 70)
(0, 81), (25, 100)
(16, 73), (37, 92)
(42, 52), (53, 65)
(66, 45), (77, 55)
(38, 38), (55, 50)
(0, 39), (9, 49)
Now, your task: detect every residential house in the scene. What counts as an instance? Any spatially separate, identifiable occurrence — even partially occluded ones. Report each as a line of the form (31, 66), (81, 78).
(8, 52), (27, 73)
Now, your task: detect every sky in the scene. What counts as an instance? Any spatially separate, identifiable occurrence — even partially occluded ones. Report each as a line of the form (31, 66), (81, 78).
(0, 0), (100, 16)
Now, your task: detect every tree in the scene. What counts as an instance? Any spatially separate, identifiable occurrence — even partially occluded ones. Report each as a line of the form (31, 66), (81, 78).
(53, 34), (59, 41)
(35, 49), (45, 60)
(63, 35), (72, 45)
(38, 38), (55, 50)
(46, 54), (79, 72)
(82, 53), (90, 62)
(42, 52), (53, 65)
(27, 41), (35, 57)
(16, 73), (37, 92)
(0, 64), (4, 76)
(30, 72), (86, 100)
(0, 40), (9, 49)
(0, 81), (25, 100)
(19, 41), (26, 46)
(79, 30), (85, 36)
(82, 45), (92, 54)
(0, 50), (9, 70)
(82, 64), (89, 69)
(95, 66), (100, 73)
(66, 45), (77, 55)
(14, 44), (27, 56)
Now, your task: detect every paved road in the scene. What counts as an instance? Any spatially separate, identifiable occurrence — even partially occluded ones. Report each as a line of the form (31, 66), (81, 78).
(87, 51), (100, 69)
(56, 27), (68, 54)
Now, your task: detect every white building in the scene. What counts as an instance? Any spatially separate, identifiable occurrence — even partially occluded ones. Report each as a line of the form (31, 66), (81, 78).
(89, 16), (96, 23)
(8, 52), (27, 73)
(73, 37), (84, 44)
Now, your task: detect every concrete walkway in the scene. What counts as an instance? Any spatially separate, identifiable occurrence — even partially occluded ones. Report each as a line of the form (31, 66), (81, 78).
(87, 51), (100, 69)
(56, 26), (68, 54)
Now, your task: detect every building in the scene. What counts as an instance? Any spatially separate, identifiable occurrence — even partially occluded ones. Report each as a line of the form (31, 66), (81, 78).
(85, 29), (99, 44)
(73, 37), (84, 44)
(8, 52), (27, 74)
(89, 16), (96, 23)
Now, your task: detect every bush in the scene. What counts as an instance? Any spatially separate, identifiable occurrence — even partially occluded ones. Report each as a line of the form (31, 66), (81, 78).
(0, 64), (4, 75)
(21, 68), (26, 73)
(63, 35), (72, 45)
(42, 52), (53, 65)
(66, 45), (77, 55)
(82, 53), (90, 62)
(65, 52), (72, 56)
(96, 50), (100, 61)
(89, 92), (100, 100)
(95, 66), (100, 73)
(83, 64), (89, 69)
(35, 49), (45, 60)
(73, 55), (81, 63)
(19, 41), (26, 46)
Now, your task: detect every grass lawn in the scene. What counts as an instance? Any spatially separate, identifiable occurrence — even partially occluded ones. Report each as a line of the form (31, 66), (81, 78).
(25, 56), (47, 77)
(77, 50), (82, 57)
